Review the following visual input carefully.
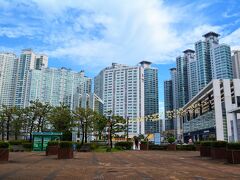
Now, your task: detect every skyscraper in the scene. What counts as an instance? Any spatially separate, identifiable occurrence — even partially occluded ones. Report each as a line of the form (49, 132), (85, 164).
(176, 54), (188, 108)
(35, 54), (48, 70)
(185, 49), (198, 100)
(0, 53), (18, 107)
(140, 61), (159, 134)
(15, 49), (48, 107)
(94, 63), (145, 136)
(195, 32), (219, 91)
(232, 50), (240, 79)
(170, 68), (178, 110)
(211, 44), (233, 79)
(164, 80), (173, 130)
(28, 67), (91, 110)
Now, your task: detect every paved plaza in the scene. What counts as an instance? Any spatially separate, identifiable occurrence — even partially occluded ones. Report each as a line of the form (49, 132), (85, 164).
(0, 151), (240, 179)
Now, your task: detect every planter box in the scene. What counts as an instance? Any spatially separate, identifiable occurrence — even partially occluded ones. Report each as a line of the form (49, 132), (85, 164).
(140, 144), (149, 151)
(211, 147), (226, 159)
(167, 144), (176, 151)
(58, 148), (73, 159)
(46, 146), (59, 156)
(200, 146), (211, 157)
(226, 150), (240, 164)
(0, 148), (9, 162)
(195, 145), (201, 151)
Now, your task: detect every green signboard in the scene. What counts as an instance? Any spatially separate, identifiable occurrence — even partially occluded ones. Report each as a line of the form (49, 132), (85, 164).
(32, 132), (62, 151)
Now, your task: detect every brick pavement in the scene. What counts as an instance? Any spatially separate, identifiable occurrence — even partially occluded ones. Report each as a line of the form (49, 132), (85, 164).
(0, 151), (240, 179)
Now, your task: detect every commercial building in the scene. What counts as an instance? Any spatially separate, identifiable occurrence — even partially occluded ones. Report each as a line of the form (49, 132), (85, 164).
(94, 63), (145, 136)
(0, 53), (18, 107)
(232, 50), (240, 79)
(140, 61), (160, 134)
(28, 68), (91, 110)
(181, 79), (240, 142)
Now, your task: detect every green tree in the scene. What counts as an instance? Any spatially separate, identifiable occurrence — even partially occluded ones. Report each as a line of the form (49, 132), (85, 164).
(107, 115), (126, 148)
(48, 103), (73, 140)
(73, 107), (96, 144)
(11, 107), (25, 140)
(92, 112), (108, 140)
(1, 105), (16, 140)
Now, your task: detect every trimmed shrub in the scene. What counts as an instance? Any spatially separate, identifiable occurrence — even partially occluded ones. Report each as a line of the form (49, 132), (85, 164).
(90, 143), (99, 150)
(106, 147), (111, 152)
(76, 143), (82, 150)
(177, 145), (196, 151)
(227, 143), (240, 150)
(149, 145), (167, 150)
(22, 142), (32, 149)
(59, 141), (73, 148)
(0, 141), (9, 148)
(115, 141), (133, 150)
(9, 140), (24, 145)
(211, 141), (227, 148)
(48, 141), (59, 146)
(141, 141), (148, 145)
(194, 141), (201, 145)
(200, 141), (212, 147)
(167, 137), (175, 144)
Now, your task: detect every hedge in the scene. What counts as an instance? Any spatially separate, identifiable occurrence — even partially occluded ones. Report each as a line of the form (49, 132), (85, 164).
(227, 143), (240, 150)
(149, 145), (167, 150)
(48, 141), (59, 146)
(211, 141), (227, 148)
(115, 141), (133, 150)
(0, 141), (9, 148)
(200, 141), (212, 147)
(177, 145), (196, 151)
(59, 141), (73, 148)
(22, 142), (32, 149)
(9, 140), (25, 145)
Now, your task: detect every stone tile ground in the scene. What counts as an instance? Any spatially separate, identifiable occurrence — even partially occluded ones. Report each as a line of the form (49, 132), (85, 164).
(0, 151), (240, 179)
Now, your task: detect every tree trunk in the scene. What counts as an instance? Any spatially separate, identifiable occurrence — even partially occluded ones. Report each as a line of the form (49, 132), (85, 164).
(37, 116), (42, 132)
(6, 117), (10, 140)
(29, 117), (35, 142)
(110, 124), (113, 148)
(84, 122), (88, 143)
(1, 121), (4, 140)
(41, 118), (44, 132)
(81, 124), (84, 145)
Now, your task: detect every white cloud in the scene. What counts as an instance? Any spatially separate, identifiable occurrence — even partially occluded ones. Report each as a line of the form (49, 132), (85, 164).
(222, 28), (240, 50)
(1, 0), (239, 71)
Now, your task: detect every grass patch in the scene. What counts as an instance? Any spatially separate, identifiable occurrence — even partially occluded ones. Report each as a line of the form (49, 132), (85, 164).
(94, 146), (123, 153)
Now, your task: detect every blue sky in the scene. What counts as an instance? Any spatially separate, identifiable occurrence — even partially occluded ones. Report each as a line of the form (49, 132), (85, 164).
(0, 0), (240, 115)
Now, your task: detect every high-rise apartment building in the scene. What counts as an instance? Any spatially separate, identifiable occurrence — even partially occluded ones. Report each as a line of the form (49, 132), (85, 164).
(170, 68), (178, 110)
(28, 68), (91, 110)
(140, 61), (159, 134)
(186, 50), (199, 100)
(15, 49), (48, 107)
(164, 80), (173, 130)
(0, 53), (18, 107)
(35, 54), (48, 70)
(176, 55), (188, 108)
(195, 32), (219, 91)
(94, 63), (145, 136)
(232, 50), (240, 79)
(211, 44), (233, 79)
